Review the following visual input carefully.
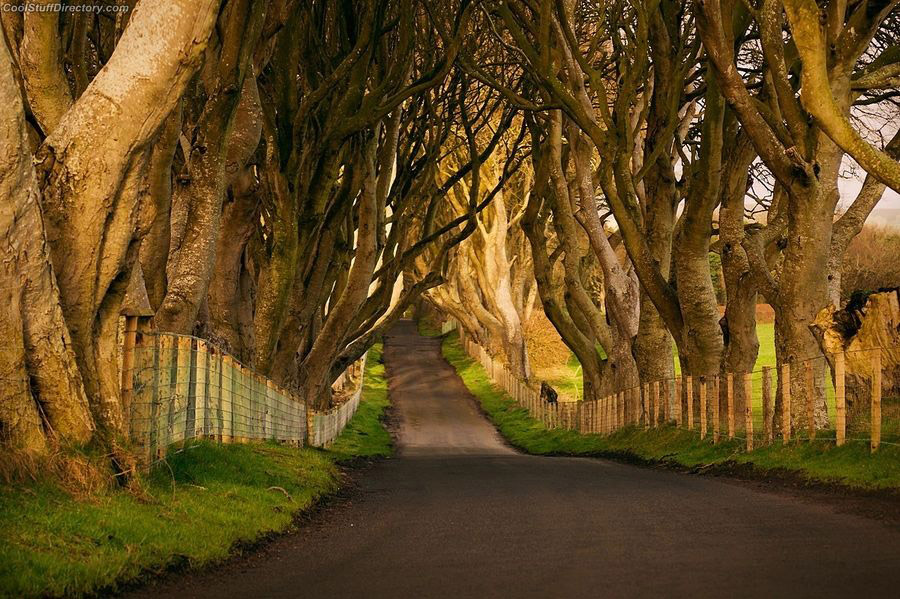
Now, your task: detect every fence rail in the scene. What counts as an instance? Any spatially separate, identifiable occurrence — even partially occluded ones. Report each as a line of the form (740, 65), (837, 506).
(446, 318), (898, 453)
(121, 322), (366, 463)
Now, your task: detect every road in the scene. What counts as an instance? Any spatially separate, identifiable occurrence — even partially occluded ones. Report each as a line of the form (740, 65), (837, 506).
(127, 320), (900, 598)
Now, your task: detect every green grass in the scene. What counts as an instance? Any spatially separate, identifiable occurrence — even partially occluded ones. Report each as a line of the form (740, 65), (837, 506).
(417, 317), (442, 337)
(0, 343), (391, 599)
(544, 321), (839, 426)
(328, 343), (392, 461)
(441, 331), (900, 491)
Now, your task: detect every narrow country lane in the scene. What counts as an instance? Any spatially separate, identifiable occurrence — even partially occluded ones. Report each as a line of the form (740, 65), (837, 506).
(126, 320), (900, 599)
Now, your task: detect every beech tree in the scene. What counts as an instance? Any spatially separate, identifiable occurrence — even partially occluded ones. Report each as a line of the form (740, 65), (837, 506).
(475, 0), (760, 423)
(426, 124), (535, 379)
(1, 0), (222, 456)
(3, 0), (898, 461)
(0, 0), (489, 455)
(696, 0), (900, 428)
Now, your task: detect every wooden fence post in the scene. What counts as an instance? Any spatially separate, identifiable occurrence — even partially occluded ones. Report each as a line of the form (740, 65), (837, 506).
(762, 366), (773, 444)
(120, 315), (138, 427)
(634, 385), (642, 426)
(610, 394), (616, 432)
(266, 379), (276, 440)
(207, 350), (221, 440)
(663, 379), (670, 424)
(712, 375), (720, 444)
(674, 377), (682, 427)
(587, 399), (592, 434)
(686, 375), (694, 431)
(699, 378), (707, 440)
(597, 397), (603, 434)
(872, 349), (882, 453)
(221, 355), (234, 443)
(781, 362), (791, 443)
(193, 339), (209, 440)
(642, 383), (650, 428)
(132, 331), (158, 463)
(254, 372), (265, 440)
(652, 381), (660, 428)
(611, 392), (618, 432)
(618, 391), (625, 430)
(804, 360), (815, 440)
(241, 365), (253, 443)
(834, 351), (846, 447)
(156, 334), (175, 458)
(726, 373), (735, 440)
(744, 373), (753, 451)
(171, 336), (192, 448)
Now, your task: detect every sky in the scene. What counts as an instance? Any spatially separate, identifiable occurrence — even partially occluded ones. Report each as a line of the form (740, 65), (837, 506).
(837, 156), (900, 228)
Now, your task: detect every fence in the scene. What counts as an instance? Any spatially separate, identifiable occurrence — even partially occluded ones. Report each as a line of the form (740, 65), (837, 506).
(121, 322), (366, 462)
(310, 354), (367, 446)
(448, 319), (898, 453)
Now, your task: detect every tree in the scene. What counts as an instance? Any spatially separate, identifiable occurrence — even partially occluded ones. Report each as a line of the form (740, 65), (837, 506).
(696, 0), (900, 429)
(426, 128), (535, 379)
(1, 0), (222, 458)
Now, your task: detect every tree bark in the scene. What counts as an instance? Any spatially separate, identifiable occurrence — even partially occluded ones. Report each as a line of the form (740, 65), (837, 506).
(156, 8), (265, 333)
(298, 139), (381, 409)
(35, 0), (221, 438)
(19, 2), (73, 135)
(0, 34), (92, 450)
(138, 105), (182, 312)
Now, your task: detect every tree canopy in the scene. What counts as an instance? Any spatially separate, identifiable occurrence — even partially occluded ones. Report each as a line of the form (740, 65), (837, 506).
(1, 0), (899, 468)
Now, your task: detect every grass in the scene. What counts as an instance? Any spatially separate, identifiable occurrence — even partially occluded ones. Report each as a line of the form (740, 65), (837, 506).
(524, 318), (777, 404)
(0, 343), (391, 599)
(539, 321), (842, 426)
(327, 344), (392, 461)
(441, 331), (900, 491)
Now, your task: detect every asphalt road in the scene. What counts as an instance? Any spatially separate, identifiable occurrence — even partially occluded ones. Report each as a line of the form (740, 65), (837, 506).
(127, 320), (900, 598)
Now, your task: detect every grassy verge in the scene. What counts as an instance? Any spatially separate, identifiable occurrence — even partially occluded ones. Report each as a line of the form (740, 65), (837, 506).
(0, 343), (391, 599)
(441, 331), (900, 492)
(327, 344), (392, 461)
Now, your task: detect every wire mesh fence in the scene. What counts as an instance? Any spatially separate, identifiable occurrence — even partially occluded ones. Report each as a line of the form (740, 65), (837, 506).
(122, 327), (367, 464)
(448, 318), (899, 453)
(310, 354), (367, 447)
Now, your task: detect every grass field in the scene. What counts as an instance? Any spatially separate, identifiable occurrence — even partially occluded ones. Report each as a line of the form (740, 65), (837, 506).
(531, 321), (845, 428)
(0, 343), (391, 599)
(538, 322), (777, 399)
(440, 331), (900, 491)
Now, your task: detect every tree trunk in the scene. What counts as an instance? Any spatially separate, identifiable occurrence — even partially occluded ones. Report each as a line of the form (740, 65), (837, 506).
(773, 141), (840, 431)
(718, 129), (758, 424)
(297, 140), (381, 409)
(634, 175), (676, 391)
(0, 34), (93, 450)
(138, 105), (182, 312)
(35, 0), (221, 438)
(812, 289), (900, 422)
(19, 2), (73, 135)
(206, 170), (259, 358)
(157, 59), (263, 333)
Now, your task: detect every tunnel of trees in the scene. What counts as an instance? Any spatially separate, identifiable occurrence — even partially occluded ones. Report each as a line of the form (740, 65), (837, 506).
(1, 0), (899, 475)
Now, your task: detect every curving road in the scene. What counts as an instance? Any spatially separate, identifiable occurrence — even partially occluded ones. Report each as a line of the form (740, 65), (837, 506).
(128, 320), (900, 598)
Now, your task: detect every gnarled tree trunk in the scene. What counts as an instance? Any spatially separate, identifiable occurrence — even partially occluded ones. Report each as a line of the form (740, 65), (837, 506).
(0, 39), (92, 450)
(35, 0), (221, 440)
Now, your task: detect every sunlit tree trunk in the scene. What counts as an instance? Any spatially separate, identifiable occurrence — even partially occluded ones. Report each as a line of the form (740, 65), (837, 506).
(157, 4), (266, 333)
(35, 0), (221, 440)
(0, 38), (93, 450)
